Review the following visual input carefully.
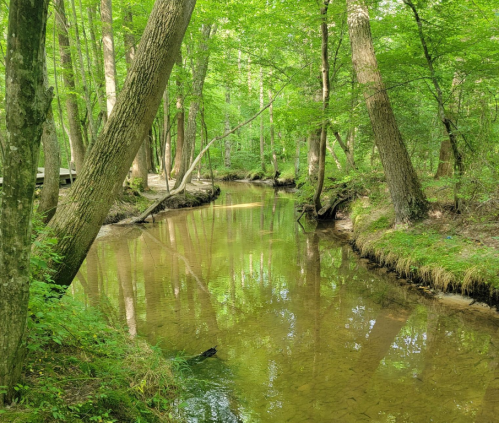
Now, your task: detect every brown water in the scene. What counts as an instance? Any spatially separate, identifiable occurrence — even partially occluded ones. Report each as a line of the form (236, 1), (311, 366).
(74, 182), (499, 423)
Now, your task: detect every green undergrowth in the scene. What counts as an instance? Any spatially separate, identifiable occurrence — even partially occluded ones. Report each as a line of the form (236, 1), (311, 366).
(351, 196), (499, 300)
(2, 216), (185, 422)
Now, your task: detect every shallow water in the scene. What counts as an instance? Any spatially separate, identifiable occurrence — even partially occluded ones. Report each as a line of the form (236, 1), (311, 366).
(75, 182), (499, 422)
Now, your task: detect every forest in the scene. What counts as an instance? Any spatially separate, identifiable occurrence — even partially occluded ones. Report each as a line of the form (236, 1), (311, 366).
(1, 0), (499, 420)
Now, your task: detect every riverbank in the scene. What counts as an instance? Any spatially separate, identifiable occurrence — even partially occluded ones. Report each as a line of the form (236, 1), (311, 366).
(345, 193), (499, 308)
(103, 174), (220, 224)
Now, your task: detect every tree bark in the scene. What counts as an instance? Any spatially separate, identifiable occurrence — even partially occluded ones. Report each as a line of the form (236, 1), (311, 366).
(313, 0), (330, 212)
(41, 0), (197, 288)
(0, 0), (51, 404)
(38, 52), (61, 224)
(307, 128), (321, 180)
(347, 0), (427, 222)
(174, 23), (215, 188)
(55, 0), (86, 172)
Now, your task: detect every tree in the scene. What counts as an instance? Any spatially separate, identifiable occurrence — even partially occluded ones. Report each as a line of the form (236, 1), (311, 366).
(0, 0), (52, 404)
(312, 0), (330, 212)
(55, 0), (86, 172)
(346, 0), (427, 222)
(41, 0), (197, 288)
(174, 23), (216, 188)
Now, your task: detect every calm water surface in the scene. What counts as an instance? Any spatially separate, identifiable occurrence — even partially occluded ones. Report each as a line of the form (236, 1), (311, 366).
(75, 183), (499, 422)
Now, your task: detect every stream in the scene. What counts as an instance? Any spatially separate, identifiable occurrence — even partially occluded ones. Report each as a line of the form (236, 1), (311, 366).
(74, 182), (499, 422)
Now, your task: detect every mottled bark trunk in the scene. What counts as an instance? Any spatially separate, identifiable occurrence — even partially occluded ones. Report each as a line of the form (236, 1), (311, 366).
(55, 0), (86, 172)
(313, 0), (330, 212)
(347, 0), (427, 222)
(0, 0), (51, 404)
(40, 0), (196, 288)
(434, 136), (453, 179)
(101, 0), (118, 116)
(39, 55), (61, 224)
(174, 23), (214, 188)
(308, 128), (321, 180)
(173, 54), (184, 176)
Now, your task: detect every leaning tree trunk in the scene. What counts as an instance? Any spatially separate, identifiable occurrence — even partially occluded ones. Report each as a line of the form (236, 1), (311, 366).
(38, 52), (61, 224)
(55, 0), (86, 172)
(40, 0), (197, 288)
(313, 0), (330, 212)
(347, 0), (427, 222)
(0, 0), (51, 404)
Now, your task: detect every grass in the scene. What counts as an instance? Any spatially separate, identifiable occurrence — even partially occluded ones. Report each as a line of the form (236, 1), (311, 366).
(350, 191), (499, 302)
(1, 281), (185, 423)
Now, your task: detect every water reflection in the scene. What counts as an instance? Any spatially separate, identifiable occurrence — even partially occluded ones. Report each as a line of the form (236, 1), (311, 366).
(75, 183), (499, 422)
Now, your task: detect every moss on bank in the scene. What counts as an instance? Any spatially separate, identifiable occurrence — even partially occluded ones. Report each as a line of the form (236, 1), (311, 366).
(1, 281), (184, 422)
(350, 196), (499, 305)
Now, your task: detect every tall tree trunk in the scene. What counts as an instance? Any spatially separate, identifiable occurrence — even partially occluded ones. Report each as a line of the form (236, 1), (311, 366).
(403, 0), (463, 210)
(308, 128), (321, 180)
(55, 0), (86, 172)
(268, 83), (279, 177)
(124, 7), (148, 189)
(313, 0), (331, 212)
(347, 0), (427, 222)
(163, 86), (172, 180)
(39, 52), (61, 224)
(87, 4), (107, 121)
(224, 86), (232, 167)
(174, 23), (215, 188)
(434, 136), (453, 179)
(0, 0), (51, 404)
(69, 0), (96, 143)
(40, 0), (196, 288)
(259, 67), (266, 172)
(101, 0), (118, 116)
(173, 54), (185, 176)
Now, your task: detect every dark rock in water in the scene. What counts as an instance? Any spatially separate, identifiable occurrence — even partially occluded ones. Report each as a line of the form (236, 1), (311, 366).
(201, 346), (217, 358)
(187, 346), (218, 365)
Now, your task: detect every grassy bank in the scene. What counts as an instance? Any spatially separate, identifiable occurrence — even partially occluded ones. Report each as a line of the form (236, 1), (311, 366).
(349, 186), (499, 305)
(2, 279), (185, 422)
